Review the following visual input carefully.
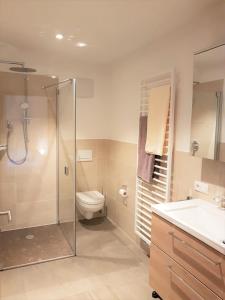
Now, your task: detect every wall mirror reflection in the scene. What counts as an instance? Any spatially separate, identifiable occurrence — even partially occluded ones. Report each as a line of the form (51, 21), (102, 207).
(191, 44), (225, 161)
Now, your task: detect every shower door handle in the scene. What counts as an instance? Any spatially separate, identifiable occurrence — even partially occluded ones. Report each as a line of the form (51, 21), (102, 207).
(64, 166), (69, 176)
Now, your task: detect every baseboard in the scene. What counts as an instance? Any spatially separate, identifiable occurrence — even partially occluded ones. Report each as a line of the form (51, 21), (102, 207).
(107, 216), (139, 248)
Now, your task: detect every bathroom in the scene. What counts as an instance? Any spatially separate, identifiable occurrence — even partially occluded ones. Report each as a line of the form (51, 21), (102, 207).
(0, 0), (225, 299)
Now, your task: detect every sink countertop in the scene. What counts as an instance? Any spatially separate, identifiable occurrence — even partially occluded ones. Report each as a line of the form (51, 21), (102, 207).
(152, 199), (225, 255)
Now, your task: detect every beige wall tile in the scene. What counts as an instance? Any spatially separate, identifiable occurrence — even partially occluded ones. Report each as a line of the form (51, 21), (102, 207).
(104, 140), (137, 241)
(172, 151), (225, 202)
(0, 72), (57, 230)
(172, 151), (202, 201)
(105, 143), (225, 243)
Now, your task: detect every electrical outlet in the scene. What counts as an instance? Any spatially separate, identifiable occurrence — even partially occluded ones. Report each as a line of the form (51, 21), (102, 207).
(194, 181), (208, 194)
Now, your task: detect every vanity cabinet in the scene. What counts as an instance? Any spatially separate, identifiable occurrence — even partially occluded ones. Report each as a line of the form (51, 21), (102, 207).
(149, 214), (225, 300)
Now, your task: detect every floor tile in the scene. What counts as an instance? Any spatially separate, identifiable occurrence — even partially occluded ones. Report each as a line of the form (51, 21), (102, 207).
(0, 219), (152, 300)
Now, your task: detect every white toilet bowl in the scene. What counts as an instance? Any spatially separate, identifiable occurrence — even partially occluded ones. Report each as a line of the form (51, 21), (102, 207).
(76, 191), (105, 220)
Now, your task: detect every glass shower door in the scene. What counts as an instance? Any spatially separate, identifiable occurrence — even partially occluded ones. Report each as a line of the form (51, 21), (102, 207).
(57, 79), (76, 254)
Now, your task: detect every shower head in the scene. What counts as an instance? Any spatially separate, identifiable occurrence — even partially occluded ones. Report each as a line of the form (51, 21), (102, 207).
(9, 66), (37, 73)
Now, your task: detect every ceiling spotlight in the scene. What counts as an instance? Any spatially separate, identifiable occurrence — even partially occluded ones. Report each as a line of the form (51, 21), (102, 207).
(76, 42), (87, 48)
(51, 75), (57, 79)
(56, 33), (64, 40)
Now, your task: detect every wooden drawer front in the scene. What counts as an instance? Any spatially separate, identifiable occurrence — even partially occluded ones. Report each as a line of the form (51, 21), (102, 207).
(151, 214), (225, 299)
(150, 244), (222, 300)
(149, 244), (171, 299)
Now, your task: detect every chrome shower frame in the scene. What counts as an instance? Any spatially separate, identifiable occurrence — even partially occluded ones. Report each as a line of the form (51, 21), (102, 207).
(43, 78), (77, 258)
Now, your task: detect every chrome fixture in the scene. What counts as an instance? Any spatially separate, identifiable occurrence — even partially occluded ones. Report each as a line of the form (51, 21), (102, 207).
(64, 165), (69, 176)
(0, 144), (7, 151)
(0, 210), (12, 222)
(0, 59), (35, 164)
(6, 77), (30, 165)
(191, 140), (199, 156)
(0, 59), (37, 73)
(213, 195), (225, 209)
(9, 66), (36, 73)
(42, 78), (72, 89)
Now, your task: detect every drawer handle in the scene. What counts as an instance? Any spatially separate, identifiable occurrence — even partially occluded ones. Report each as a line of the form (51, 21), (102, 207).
(168, 231), (221, 266)
(168, 265), (204, 300)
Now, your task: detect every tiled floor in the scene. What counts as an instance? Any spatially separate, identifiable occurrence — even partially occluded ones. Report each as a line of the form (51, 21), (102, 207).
(0, 224), (73, 269)
(0, 218), (153, 300)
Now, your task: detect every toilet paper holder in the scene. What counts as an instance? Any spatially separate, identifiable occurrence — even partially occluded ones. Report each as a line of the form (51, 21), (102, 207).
(118, 185), (128, 198)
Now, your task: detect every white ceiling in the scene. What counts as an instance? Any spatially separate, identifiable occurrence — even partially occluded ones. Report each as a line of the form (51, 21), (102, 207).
(0, 0), (221, 65)
(194, 44), (225, 81)
(195, 45), (225, 70)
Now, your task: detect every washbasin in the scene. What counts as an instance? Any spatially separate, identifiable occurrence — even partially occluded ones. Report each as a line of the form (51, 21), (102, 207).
(152, 199), (225, 254)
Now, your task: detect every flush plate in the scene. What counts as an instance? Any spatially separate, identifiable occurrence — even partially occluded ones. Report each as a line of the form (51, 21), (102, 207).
(77, 149), (92, 162)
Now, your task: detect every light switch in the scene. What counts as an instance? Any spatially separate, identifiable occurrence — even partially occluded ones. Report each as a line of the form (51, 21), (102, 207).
(194, 181), (208, 194)
(77, 149), (92, 162)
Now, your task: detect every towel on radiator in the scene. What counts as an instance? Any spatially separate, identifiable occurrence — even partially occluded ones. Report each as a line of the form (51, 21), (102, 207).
(145, 84), (170, 156)
(137, 115), (155, 183)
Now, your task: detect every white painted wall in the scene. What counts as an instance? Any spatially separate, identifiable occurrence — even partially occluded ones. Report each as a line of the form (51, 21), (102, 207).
(76, 71), (111, 140)
(0, 50), (111, 140)
(35, 61), (111, 140)
(1, 1), (225, 146)
(108, 2), (225, 152)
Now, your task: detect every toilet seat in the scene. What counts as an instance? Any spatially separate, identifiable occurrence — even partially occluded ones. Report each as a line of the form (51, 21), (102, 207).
(76, 191), (104, 205)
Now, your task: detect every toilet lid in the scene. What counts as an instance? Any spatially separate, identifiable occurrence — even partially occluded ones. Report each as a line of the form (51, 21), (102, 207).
(76, 191), (105, 205)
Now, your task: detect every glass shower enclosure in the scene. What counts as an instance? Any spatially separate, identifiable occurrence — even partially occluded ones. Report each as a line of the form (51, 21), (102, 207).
(57, 79), (76, 254)
(0, 68), (76, 270)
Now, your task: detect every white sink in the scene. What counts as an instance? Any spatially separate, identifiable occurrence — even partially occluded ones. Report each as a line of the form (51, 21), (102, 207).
(152, 199), (225, 254)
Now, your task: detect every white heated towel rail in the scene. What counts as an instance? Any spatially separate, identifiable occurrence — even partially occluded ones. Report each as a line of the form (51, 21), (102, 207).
(135, 71), (175, 245)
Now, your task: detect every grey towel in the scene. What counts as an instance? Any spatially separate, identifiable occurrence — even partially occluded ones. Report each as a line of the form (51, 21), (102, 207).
(137, 116), (155, 183)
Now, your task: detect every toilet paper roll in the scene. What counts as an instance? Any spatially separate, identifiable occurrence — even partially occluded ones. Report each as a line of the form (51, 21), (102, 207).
(118, 188), (128, 198)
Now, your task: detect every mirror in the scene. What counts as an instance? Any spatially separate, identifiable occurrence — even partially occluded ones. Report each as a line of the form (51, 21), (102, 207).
(191, 44), (225, 161)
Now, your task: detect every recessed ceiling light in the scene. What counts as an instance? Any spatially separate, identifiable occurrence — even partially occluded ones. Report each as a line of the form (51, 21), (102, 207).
(56, 33), (64, 40)
(76, 42), (87, 48)
(51, 75), (57, 79)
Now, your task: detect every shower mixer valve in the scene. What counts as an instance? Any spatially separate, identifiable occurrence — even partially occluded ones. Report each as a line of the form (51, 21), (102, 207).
(7, 120), (13, 130)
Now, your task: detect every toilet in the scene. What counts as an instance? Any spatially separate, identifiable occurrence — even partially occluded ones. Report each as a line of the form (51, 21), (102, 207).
(76, 191), (105, 220)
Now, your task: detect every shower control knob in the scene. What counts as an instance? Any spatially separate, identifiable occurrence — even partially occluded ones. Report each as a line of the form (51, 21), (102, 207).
(7, 120), (13, 129)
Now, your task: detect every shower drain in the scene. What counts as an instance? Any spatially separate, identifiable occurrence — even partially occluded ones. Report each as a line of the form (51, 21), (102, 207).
(25, 234), (34, 240)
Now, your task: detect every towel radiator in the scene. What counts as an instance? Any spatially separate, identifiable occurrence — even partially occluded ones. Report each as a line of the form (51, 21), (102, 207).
(135, 71), (175, 245)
